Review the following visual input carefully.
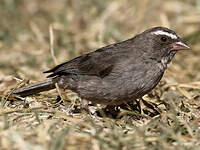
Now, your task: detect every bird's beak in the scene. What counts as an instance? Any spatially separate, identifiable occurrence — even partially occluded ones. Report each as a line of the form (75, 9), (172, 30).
(172, 40), (191, 51)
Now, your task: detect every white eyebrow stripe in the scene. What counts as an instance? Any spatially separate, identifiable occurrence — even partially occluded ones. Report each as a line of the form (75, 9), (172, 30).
(152, 30), (178, 39)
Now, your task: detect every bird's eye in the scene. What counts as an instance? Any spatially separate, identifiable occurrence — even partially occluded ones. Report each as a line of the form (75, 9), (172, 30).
(160, 36), (167, 42)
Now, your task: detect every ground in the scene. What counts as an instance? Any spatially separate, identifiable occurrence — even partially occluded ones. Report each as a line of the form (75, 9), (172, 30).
(0, 0), (200, 150)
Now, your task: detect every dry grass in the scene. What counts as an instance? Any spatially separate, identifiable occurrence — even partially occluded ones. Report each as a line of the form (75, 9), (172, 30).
(0, 0), (200, 150)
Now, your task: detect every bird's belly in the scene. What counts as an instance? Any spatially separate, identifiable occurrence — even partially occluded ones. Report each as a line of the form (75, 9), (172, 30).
(74, 67), (164, 105)
(127, 67), (164, 99)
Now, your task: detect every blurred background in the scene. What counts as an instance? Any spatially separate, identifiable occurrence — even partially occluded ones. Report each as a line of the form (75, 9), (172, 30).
(0, 1), (200, 150)
(0, 0), (199, 84)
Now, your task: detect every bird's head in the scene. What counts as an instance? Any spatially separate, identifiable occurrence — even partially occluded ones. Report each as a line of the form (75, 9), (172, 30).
(136, 27), (190, 68)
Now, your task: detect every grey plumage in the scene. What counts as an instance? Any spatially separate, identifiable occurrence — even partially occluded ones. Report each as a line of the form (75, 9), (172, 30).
(13, 27), (190, 105)
(13, 79), (55, 97)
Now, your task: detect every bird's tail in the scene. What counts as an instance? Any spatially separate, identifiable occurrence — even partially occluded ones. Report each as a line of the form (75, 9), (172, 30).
(13, 79), (55, 97)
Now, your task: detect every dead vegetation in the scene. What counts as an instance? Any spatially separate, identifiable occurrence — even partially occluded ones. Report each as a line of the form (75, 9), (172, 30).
(0, 0), (200, 150)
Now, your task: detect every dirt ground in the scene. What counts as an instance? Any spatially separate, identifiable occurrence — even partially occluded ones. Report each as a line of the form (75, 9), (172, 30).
(0, 0), (200, 150)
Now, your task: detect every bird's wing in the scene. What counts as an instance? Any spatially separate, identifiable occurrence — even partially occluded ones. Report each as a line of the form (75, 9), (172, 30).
(44, 44), (122, 78)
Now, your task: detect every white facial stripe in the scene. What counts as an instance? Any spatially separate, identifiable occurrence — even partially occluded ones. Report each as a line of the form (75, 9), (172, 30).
(152, 30), (178, 39)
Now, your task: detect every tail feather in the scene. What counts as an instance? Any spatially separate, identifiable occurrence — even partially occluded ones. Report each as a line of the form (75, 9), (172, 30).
(13, 79), (55, 97)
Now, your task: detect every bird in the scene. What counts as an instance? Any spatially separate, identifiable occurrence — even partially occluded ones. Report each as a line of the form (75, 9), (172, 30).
(13, 26), (190, 107)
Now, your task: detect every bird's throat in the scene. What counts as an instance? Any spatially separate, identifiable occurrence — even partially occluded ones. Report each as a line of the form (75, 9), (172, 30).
(158, 51), (177, 70)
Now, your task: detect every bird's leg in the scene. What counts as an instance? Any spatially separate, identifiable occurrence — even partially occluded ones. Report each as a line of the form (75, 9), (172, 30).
(136, 99), (142, 113)
(104, 105), (120, 118)
(81, 99), (96, 115)
(140, 98), (161, 116)
(81, 99), (89, 111)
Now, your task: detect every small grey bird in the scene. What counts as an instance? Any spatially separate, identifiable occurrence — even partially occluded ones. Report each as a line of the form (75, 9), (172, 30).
(13, 27), (190, 106)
